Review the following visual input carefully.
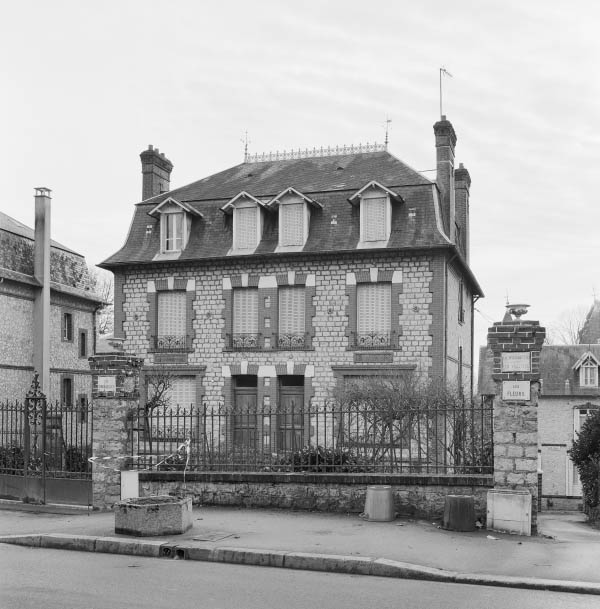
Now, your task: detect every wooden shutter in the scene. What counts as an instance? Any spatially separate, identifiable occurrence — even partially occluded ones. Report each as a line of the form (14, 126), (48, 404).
(236, 207), (257, 249)
(169, 377), (196, 409)
(281, 203), (304, 245)
(357, 283), (390, 334)
(279, 287), (305, 334)
(157, 291), (186, 336)
(233, 289), (258, 334)
(363, 197), (387, 241)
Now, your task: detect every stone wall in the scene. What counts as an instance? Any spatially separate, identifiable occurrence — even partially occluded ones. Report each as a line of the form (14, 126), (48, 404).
(138, 472), (492, 520)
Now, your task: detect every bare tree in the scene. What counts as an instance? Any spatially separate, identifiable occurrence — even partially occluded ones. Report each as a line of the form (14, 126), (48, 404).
(88, 267), (114, 335)
(546, 305), (589, 345)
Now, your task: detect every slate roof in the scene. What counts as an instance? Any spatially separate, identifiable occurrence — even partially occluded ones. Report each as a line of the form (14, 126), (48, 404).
(0, 211), (79, 255)
(101, 151), (481, 294)
(579, 300), (600, 345)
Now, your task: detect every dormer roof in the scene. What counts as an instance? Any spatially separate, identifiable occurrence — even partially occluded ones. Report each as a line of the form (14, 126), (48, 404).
(348, 180), (404, 205)
(267, 187), (323, 209)
(148, 197), (203, 218)
(220, 191), (268, 215)
(572, 351), (600, 370)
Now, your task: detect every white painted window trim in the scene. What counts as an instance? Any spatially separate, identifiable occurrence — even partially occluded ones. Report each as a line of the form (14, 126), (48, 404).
(580, 360), (599, 387)
(160, 208), (189, 253)
(358, 188), (391, 247)
(276, 193), (310, 251)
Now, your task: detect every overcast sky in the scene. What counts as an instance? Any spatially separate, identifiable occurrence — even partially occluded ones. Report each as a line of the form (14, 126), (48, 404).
(2, 0), (599, 363)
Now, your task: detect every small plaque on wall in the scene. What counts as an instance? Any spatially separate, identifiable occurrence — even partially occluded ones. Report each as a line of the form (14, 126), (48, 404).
(97, 375), (117, 393)
(501, 352), (531, 372)
(502, 380), (530, 401)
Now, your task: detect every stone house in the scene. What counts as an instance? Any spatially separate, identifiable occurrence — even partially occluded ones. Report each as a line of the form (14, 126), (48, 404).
(0, 191), (103, 404)
(100, 117), (482, 446)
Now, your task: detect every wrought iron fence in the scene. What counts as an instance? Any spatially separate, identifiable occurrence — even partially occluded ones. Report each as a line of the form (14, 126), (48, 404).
(0, 397), (93, 478)
(127, 399), (493, 475)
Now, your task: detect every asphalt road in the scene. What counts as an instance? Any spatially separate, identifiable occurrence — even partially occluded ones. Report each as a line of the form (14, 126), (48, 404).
(2, 545), (598, 609)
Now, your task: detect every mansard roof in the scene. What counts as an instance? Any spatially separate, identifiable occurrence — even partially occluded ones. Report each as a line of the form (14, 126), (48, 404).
(100, 150), (480, 294)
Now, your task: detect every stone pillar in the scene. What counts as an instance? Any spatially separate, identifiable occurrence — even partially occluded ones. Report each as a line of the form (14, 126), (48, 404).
(89, 353), (143, 510)
(486, 308), (545, 534)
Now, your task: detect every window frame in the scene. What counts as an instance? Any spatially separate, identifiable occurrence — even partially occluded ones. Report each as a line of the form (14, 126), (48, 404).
(61, 375), (74, 407)
(78, 329), (88, 358)
(232, 288), (260, 349)
(160, 210), (186, 253)
(62, 311), (74, 342)
(458, 279), (465, 324)
(359, 192), (391, 244)
(233, 202), (261, 251)
(355, 282), (392, 349)
(580, 360), (599, 388)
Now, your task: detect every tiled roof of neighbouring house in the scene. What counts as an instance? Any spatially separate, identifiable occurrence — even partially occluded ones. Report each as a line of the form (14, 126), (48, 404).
(579, 300), (600, 345)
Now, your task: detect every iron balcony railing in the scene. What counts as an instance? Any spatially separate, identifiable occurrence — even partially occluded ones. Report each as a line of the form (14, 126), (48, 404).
(276, 332), (310, 350)
(350, 331), (396, 350)
(150, 335), (192, 353)
(126, 400), (493, 475)
(228, 333), (262, 351)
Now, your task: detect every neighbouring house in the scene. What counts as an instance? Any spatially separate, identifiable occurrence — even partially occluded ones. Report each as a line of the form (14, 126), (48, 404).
(0, 191), (103, 405)
(479, 302), (600, 510)
(100, 117), (482, 442)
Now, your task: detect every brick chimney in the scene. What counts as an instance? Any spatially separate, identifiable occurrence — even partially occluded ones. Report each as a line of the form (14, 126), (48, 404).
(433, 116), (456, 238)
(454, 162), (471, 262)
(33, 187), (51, 395)
(140, 145), (173, 201)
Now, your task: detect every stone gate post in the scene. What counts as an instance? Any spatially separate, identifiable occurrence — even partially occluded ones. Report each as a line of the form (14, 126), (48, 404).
(485, 305), (545, 534)
(89, 352), (143, 509)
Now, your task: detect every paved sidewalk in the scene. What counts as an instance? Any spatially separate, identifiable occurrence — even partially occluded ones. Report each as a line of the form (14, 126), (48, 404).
(1, 502), (600, 595)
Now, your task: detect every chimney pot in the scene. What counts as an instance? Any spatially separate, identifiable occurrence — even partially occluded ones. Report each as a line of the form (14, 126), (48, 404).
(140, 146), (173, 200)
(148, 144), (153, 150)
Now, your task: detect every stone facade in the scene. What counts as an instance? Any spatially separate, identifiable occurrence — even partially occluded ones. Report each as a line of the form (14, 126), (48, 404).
(114, 251), (469, 412)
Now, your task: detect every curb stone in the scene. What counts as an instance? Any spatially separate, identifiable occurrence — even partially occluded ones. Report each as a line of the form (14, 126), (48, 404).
(1, 534), (600, 596)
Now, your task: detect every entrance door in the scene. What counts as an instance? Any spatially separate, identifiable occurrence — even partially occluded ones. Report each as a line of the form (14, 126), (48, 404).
(278, 376), (304, 452)
(233, 376), (258, 450)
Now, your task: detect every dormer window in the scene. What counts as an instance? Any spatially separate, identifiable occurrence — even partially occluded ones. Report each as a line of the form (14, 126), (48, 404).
(221, 192), (266, 254)
(349, 181), (403, 248)
(268, 187), (322, 251)
(573, 352), (600, 388)
(148, 197), (202, 257)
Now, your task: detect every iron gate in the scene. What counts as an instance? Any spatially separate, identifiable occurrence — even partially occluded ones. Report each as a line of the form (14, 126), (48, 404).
(0, 374), (93, 505)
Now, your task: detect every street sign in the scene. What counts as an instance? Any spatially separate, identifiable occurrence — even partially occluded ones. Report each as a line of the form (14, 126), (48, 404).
(501, 352), (531, 372)
(502, 380), (530, 401)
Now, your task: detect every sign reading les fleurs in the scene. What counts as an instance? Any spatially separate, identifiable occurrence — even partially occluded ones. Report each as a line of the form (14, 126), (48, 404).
(501, 352), (531, 372)
(502, 380), (531, 401)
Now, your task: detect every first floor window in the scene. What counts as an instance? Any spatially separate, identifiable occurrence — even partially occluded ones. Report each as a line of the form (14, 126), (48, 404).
(356, 283), (391, 347)
(278, 287), (305, 348)
(157, 290), (187, 350)
(62, 377), (73, 407)
(232, 289), (259, 348)
(79, 330), (87, 358)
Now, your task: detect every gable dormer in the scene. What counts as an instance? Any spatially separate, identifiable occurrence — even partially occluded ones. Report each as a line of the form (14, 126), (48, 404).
(221, 192), (267, 254)
(348, 181), (403, 248)
(573, 351), (600, 388)
(268, 187), (322, 251)
(148, 197), (202, 257)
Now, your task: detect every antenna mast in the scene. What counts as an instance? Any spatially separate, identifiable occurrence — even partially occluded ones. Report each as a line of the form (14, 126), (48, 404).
(383, 117), (392, 149)
(241, 131), (250, 162)
(439, 67), (453, 118)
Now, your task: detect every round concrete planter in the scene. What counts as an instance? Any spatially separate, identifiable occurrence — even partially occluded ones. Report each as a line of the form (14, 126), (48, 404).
(115, 495), (193, 536)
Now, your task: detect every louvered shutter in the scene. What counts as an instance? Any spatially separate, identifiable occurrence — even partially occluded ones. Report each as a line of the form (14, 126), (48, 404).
(279, 287), (305, 334)
(363, 197), (387, 241)
(157, 291), (186, 336)
(281, 203), (304, 246)
(169, 377), (196, 408)
(357, 283), (390, 334)
(233, 289), (258, 334)
(236, 207), (257, 249)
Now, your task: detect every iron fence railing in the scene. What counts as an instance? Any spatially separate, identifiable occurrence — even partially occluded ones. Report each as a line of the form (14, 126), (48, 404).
(0, 398), (92, 478)
(127, 400), (493, 475)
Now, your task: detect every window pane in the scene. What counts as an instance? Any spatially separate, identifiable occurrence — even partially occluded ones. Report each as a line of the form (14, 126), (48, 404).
(279, 287), (305, 334)
(357, 283), (390, 334)
(165, 213), (183, 251)
(233, 289), (258, 334)
(157, 291), (187, 336)
(363, 197), (387, 241)
(236, 207), (257, 249)
(281, 203), (304, 246)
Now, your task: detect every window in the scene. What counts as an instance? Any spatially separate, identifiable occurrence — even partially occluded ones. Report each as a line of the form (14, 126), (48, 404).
(62, 312), (73, 342)
(458, 280), (465, 324)
(232, 289), (259, 349)
(161, 212), (184, 252)
(235, 206), (258, 250)
(166, 377), (197, 409)
(61, 376), (73, 407)
(278, 287), (305, 349)
(156, 290), (187, 350)
(280, 203), (304, 246)
(580, 359), (598, 387)
(79, 330), (87, 358)
(78, 394), (88, 424)
(356, 283), (391, 348)
(362, 197), (387, 242)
